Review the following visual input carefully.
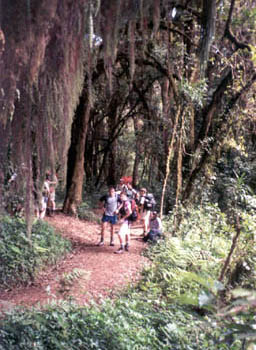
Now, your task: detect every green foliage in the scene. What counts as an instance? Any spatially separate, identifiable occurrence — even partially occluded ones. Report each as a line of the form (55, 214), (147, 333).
(0, 297), (235, 350)
(179, 79), (208, 107)
(227, 211), (256, 289)
(139, 204), (230, 301)
(219, 289), (256, 348)
(1, 205), (256, 349)
(77, 202), (101, 223)
(57, 268), (91, 294)
(209, 144), (256, 215)
(0, 217), (71, 287)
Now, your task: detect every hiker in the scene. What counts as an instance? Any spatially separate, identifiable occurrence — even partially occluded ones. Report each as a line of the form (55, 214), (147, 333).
(46, 172), (58, 216)
(126, 182), (138, 200)
(8, 172), (17, 184)
(47, 185), (56, 216)
(116, 178), (128, 194)
(143, 211), (163, 242)
(98, 186), (120, 246)
(115, 191), (132, 254)
(38, 178), (50, 219)
(138, 188), (151, 236)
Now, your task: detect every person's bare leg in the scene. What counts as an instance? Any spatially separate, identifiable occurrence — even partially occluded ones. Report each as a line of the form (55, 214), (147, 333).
(142, 218), (147, 236)
(98, 221), (107, 245)
(40, 208), (46, 219)
(115, 223), (125, 253)
(125, 225), (131, 251)
(110, 224), (115, 246)
(118, 233), (123, 245)
(143, 211), (150, 235)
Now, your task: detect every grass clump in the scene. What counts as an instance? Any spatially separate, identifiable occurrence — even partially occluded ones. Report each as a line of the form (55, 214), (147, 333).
(0, 216), (71, 287)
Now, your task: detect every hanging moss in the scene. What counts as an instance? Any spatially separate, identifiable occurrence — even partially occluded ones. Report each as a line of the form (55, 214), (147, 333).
(128, 20), (136, 85)
(0, 0), (88, 221)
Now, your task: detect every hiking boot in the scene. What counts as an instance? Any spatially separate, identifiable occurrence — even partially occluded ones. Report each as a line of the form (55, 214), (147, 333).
(97, 240), (104, 246)
(110, 240), (115, 246)
(114, 247), (124, 254)
(124, 243), (129, 252)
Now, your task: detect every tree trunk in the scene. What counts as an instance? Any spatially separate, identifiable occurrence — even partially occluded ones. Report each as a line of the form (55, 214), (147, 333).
(63, 93), (90, 215)
(160, 105), (181, 219)
(182, 72), (256, 203)
(107, 99), (118, 186)
(132, 116), (143, 187)
(219, 215), (241, 282)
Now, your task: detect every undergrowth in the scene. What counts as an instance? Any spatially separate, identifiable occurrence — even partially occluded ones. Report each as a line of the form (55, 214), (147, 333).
(77, 202), (101, 223)
(0, 217), (71, 288)
(1, 205), (256, 349)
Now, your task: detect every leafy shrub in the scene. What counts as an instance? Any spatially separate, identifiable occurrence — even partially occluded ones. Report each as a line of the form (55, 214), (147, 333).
(1, 205), (255, 349)
(77, 202), (101, 223)
(0, 217), (71, 287)
(139, 204), (232, 299)
(0, 298), (236, 350)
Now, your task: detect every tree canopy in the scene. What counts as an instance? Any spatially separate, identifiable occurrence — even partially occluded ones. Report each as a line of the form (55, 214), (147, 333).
(0, 0), (255, 220)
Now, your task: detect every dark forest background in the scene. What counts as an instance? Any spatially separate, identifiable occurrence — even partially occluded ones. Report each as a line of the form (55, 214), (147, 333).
(0, 0), (256, 223)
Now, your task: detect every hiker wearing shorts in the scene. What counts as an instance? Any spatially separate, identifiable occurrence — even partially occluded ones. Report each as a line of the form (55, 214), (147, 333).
(98, 187), (120, 246)
(115, 192), (132, 254)
(138, 188), (151, 236)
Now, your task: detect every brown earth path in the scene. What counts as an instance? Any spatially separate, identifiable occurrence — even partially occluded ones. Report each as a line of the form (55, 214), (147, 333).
(0, 212), (150, 314)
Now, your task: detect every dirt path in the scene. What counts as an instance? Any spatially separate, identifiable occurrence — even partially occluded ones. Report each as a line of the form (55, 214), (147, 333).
(0, 213), (149, 314)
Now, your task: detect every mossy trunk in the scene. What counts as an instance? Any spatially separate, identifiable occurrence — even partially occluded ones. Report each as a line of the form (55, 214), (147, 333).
(63, 93), (91, 215)
(0, 0), (87, 225)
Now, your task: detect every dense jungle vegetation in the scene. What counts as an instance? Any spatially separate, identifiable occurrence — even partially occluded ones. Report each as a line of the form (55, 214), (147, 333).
(0, 0), (256, 349)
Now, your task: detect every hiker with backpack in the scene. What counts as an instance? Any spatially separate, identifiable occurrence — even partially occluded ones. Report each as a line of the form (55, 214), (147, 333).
(114, 191), (133, 254)
(97, 186), (121, 246)
(116, 178), (128, 194)
(143, 211), (163, 243)
(138, 188), (156, 236)
(126, 182), (138, 200)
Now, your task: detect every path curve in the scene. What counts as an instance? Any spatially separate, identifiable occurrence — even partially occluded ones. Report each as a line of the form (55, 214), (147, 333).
(0, 213), (149, 314)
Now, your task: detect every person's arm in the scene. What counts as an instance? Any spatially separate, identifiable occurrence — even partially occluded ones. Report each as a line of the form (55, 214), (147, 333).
(98, 201), (104, 209)
(157, 218), (163, 231)
(43, 181), (50, 195)
(116, 202), (122, 213)
(99, 195), (106, 210)
(138, 196), (145, 212)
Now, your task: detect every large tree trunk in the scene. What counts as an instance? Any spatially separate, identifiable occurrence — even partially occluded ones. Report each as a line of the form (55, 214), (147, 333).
(0, 0), (86, 225)
(132, 116), (143, 188)
(63, 92), (91, 215)
(107, 98), (119, 186)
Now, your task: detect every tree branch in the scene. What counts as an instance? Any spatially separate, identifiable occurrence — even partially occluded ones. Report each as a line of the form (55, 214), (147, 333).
(223, 0), (251, 51)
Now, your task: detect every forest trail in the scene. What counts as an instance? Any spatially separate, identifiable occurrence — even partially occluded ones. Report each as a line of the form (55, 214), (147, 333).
(0, 213), (149, 314)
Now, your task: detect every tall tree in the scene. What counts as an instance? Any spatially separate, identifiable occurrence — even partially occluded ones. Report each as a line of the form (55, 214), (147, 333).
(0, 0), (87, 231)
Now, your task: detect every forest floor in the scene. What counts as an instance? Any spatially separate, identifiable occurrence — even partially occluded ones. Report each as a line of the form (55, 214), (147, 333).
(0, 212), (150, 314)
